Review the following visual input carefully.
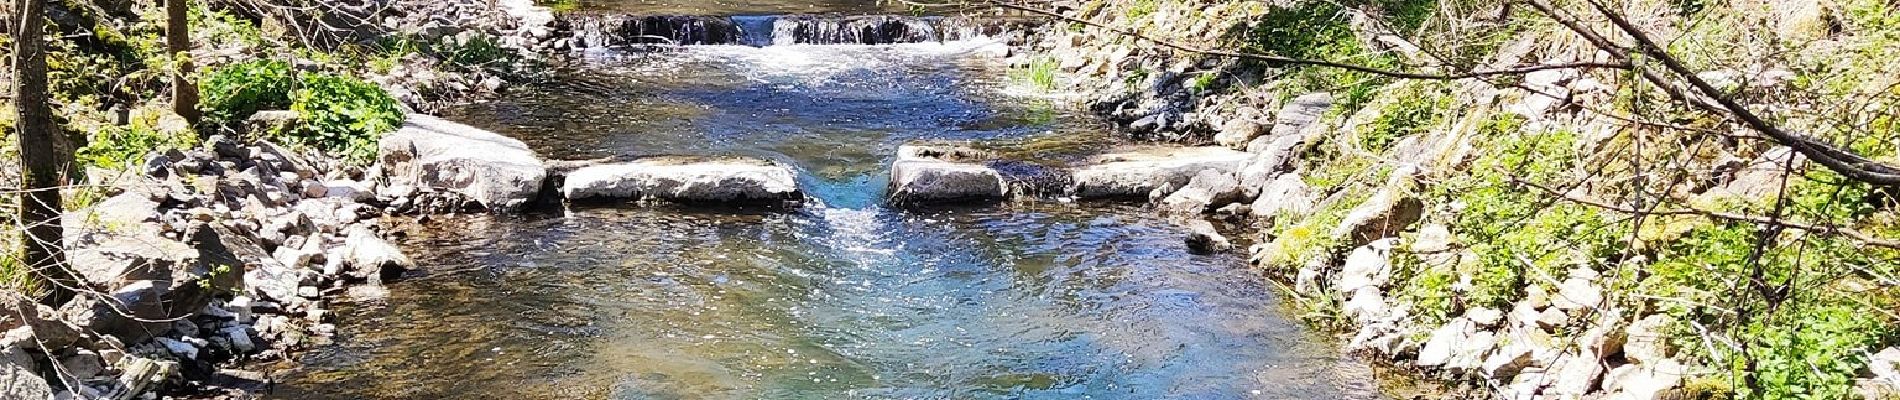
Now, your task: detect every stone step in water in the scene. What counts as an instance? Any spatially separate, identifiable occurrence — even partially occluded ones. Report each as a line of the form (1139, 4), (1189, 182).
(556, 14), (1029, 47)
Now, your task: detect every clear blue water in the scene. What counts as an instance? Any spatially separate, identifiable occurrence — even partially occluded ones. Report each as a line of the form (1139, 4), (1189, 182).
(271, 39), (1382, 400)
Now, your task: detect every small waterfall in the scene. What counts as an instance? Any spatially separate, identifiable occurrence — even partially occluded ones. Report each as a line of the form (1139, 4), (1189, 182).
(557, 14), (1025, 48)
(732, 16), (779, 47)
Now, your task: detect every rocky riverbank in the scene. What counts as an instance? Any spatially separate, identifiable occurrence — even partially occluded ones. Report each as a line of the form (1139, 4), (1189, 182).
(992, 0), (1900, 399)
(0, 0), (584, 397)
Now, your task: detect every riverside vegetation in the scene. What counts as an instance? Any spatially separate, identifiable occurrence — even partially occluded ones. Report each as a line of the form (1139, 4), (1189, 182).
(994, 0), (1900, 398)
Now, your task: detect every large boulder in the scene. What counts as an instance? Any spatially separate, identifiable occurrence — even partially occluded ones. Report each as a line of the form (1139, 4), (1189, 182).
(889, 145), (1007, 205)
(562, 156), (801, 203)
(61, 206), (246, 342)
(1069, 146), (1250, 199)
(379, 114), (549, 211)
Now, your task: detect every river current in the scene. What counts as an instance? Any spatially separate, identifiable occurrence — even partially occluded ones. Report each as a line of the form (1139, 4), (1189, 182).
(270, 3), (1383, 399)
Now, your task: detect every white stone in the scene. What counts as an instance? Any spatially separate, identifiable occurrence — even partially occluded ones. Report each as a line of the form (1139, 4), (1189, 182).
(1069, 146), (1250, 199)
(1553, 277), (1604, 311)
(562, 156), (801, 203)
(889, 160), (1004, 204)
(379, 114), (549, 211)
(1417, 318), (1477, 367)
(1336, 239), (1398, 294)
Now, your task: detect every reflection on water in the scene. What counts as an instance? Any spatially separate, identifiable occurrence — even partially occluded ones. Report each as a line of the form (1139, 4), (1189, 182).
(271, 35), (1380, 400)
(276, 205), (1378, 399)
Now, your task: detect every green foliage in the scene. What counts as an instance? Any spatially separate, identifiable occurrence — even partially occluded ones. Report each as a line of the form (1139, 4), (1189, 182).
(1267, 187), (1370, 269)
(200, 60), (403, 164)
(1425, 116), (1625, 312)
(1743, 303), (1890, 399)
(439, 34), (511, 68)
(1187, 72), (1221, 93)
(199, 59), (294, 125)
(1357, 82), (1451, 152)
(1666, 0), (1709, 16)
(539, 0), (581, 12)
(1394, 253), (1457, 326)
(1237, 1), (1403, 112)
(1012, 56), (1061, 93)
(290, 74), (405, 164)
(75, 108), (199, 170)
(1126, 0), (1159, 20)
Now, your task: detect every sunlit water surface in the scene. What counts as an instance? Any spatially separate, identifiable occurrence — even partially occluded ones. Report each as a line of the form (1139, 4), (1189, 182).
(268, 19), (1384, 400)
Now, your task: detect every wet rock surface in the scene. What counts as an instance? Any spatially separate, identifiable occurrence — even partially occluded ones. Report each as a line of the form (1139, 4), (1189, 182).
(561, 156), (802, 204)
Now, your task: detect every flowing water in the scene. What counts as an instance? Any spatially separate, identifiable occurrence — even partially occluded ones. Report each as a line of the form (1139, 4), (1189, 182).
(268, 4), (1386, 399)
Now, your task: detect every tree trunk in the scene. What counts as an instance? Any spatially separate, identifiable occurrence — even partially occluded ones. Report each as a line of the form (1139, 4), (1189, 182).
(13, 0), (79, 306)
(167, 0), (200, 125)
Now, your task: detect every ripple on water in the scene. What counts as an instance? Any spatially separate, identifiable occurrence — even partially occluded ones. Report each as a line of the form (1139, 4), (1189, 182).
(276, 204), (1375, 399)
(273, 27), (1379, 400)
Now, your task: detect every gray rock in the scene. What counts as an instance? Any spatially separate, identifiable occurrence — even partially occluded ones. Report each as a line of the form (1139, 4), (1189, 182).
(1603, 359), (1688, 400)
(1213, 118), (1266, 149)
(1266, 93), (1332, 139)
(379, 114), (549, 211)
(341, 227), (414, 282)
(58, 350), (106, 381)
(323, 180), (374, 202)
(1481, 339), (1537, 380)
(155, 337), (199, 360)
(1069, 146), (1249, 199)
(115, 356), (176, 399)
(1183, 219), (1233, 254)
(1236, 134), (1305, 197)
(1544, 351), (1606, 396)
(562, 156), (801, 203)
(0, 346), (52, 400)
(1417, 317), (1476, 367)
(1159, 169), (1244, 214)
(1553, 276), (1604, 311)
(1335, 239), (1398, 295)
(1249, 173), (1317, 222)
(1331, 185), (1424, 248)
(888, 146), (1006, 204)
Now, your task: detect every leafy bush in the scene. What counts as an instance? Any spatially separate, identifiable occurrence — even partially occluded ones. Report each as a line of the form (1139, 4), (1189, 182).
(199, 59), (293, 124)
(200, 60), (403, 164)
(290, 74), (404, 164)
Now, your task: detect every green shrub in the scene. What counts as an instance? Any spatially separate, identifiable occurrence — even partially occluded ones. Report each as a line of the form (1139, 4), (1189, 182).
(199, 59), (293, 125)
(439, 34), (512, 68)
(1358, 83), (1451, 152)
(290, 74), (404, 164)
(75, 108), (199, 170)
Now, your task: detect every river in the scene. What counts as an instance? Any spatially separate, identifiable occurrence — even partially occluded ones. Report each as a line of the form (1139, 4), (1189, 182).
(268, 2), (1383, 399)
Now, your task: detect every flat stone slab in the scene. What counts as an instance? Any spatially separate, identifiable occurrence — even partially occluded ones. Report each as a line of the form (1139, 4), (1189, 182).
(888, 145), (1007, 205)
(1068, 146), (1251, 199)
(379, 114), (549, 211)
(562, 156), (801, 203)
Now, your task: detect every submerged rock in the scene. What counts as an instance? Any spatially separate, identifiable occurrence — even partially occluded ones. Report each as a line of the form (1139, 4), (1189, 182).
(1069, 146), (1249, 199)
(562, 156), (801, 203)
(379, 114), (549, 212)
(1183, 219), (1234, 254)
